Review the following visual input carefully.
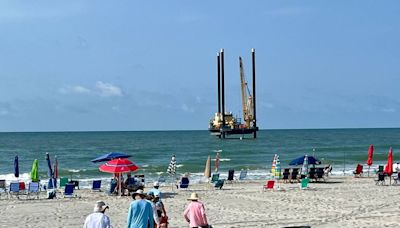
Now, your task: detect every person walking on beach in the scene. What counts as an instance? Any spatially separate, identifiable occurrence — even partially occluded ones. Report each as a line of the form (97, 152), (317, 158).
(183, 192), (209, 228)
(84, 201), (111, 228)
(127, 189), (155, 228)
(148, 181), (161, 198)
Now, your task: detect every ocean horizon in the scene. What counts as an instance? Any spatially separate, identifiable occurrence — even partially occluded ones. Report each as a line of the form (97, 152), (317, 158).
(1, 128), (399, 188)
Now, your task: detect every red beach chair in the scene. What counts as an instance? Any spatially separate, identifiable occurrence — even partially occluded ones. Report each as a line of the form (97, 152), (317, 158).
(353, 164), (363, 177)
(263, 180), (275, 191)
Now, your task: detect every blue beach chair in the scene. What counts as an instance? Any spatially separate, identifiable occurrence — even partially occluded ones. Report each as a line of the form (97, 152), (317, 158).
(177, 177), (190, 189)
(27, 182), (40, 199)
(239, 170), (247, 181)
(91, 180), (102, 192)
(64, 183), (75, 198)
(9, 182), (20, 199)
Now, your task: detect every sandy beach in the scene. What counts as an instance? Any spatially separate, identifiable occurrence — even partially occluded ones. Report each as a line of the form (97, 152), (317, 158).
(1, 176), (399, 228)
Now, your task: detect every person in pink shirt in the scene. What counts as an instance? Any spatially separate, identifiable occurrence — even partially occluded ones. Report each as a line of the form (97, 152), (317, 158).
(183, 192), (209, 228)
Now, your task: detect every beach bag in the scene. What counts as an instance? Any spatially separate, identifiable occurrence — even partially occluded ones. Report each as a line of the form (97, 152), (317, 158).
(47, 190), (56, 199)
(160, 216), (168, 228)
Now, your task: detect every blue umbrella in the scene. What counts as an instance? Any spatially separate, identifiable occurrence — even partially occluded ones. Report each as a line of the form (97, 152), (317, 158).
(14, 156), (19, 178)
(46, 152), (56, 188)
(91, 152), (131, 163)
(289, 155), (321, 166)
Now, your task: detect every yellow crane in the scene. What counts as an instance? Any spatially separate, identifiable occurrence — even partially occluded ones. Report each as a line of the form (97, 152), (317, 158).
(239, 57), (254, 128)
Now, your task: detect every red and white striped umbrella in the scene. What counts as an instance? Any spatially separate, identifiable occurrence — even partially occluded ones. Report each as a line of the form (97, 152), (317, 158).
(99, 158), (139, 174)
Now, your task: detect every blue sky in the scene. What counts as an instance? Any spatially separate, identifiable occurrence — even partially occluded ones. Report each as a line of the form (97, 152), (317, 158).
(0, 1), (399, 131)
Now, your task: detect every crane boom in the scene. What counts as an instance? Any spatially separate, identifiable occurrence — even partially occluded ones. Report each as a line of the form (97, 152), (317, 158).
(239, 57), (253, 128)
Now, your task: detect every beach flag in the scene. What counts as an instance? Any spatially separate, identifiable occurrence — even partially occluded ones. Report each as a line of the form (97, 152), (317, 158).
(271, 154), (277, 177)
(367, 144), (374, 176)
(302, 155), (309, 177)
(167, 154), (176, 176)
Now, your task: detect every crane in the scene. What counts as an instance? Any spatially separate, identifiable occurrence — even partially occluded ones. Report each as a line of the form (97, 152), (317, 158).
(239, 57), (254, 128)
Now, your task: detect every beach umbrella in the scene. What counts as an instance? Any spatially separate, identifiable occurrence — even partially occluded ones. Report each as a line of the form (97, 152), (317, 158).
(46, 152), (56, 188)
(54, 156), (59, 179)
(301, 155), (309, 177)
(271, 154), (277, 177)
(99, 158), (139, 196)
(30, 159), (39, 182)
(91, 152), (131, 163)
(215, 152), (220, 173)
(204, 156), (211, 178)
(366, 144), (374, 177)
(384, 147), (393, 185)
(14, 156), (19, 178)
(167, 154), (177, 176)
(289, 155), (321, 166)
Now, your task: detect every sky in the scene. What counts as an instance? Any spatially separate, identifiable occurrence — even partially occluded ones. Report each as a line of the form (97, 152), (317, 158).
(0, 1), (399, 131)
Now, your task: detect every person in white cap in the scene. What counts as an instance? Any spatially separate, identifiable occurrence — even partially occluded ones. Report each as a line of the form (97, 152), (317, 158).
(183, 192), (209, 228)
(84, 201), (111, 228)
(127, 189), (155, 228)
(148, 181), (161, 199)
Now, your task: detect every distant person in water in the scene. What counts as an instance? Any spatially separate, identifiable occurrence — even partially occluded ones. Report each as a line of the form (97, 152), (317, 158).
(84, 201), (111, 228)
(127, 190), (155, 228)
(183, 192), (209, 228)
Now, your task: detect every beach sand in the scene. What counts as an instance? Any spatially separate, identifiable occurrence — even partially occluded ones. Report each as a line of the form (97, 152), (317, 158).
(0, 176), (399, 228)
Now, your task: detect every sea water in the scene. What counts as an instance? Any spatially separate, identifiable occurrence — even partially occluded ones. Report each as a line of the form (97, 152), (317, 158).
(0, 129), (399, 187)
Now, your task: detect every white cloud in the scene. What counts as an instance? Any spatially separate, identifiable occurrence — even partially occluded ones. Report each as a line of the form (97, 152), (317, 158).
(181, 104), (194, 113)
(59, 85), (91, 94)
(95, 81), (123, 97)
(382, 108), (396, 113)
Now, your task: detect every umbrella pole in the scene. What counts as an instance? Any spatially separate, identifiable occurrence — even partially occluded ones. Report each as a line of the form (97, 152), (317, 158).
(368, 166), (370, 177)
(118, 173), (121, 197)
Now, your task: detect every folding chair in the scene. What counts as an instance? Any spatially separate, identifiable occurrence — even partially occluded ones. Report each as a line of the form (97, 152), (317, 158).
(210, 173), (220, 183)
(263, 180), (275, 191)
(9, 182), (20, 199)
(64, 183), (75, 198)
(91, 180), (102, 192)
(177, 177), (189, 189)
(238, 170), (247, 181)
(214, 179), (225, 190)
(375, 173), (385, 186)
(27, 182), (40, 199)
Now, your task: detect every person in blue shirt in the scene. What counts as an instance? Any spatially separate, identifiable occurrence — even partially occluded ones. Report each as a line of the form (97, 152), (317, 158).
(126, 189), (154, 228)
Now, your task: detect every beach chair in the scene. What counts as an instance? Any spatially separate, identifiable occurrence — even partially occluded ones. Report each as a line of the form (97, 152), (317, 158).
(263, 180), (275, 191)
(290, 168), (300, 183)
(393, 173), (400, 185)
(227, 170), (235, 183)
(375, 173), (385, 186)
(64, 183), (76, 198)
(300, 178), (309, 190)
(214, 179), (225, 190)
(0, 179), (7, 198)
(238, 170), (247, 181)
(9, 182), (20, 199)
(308, 168), (317, 182)
(177, 177), (190, 189)
(210, 173), (220, 183)
(91, 180), (102, 192)
(282, 169), (290, 183)
(134, 174), (145, 186)
(27, 182), (40, 199)
(109, 179), (118, 195)
(378, 165), (384, 173)
(316, 168), (326, 182)
(47, 178), (56, 190)
(69, 180), (79, 189)
(353, 164), (363, 177)
(59, 177), (69, 188)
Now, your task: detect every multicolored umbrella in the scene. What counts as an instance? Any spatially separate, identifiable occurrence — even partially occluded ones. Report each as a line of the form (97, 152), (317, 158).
(30, 159), (39, 182)
(99, 158), (139, 196)
(14, 156), (19, 178)
(274, 155), (281, 180)
(271, 154), (277, 176)
(366, 144), (374, 176)
(167, 154), (176, 176)
(204, 156), (211, 178)
(301, 155), (309, 177)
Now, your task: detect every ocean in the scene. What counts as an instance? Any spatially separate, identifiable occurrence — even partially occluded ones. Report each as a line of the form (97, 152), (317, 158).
(0, 129), (399, 187)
